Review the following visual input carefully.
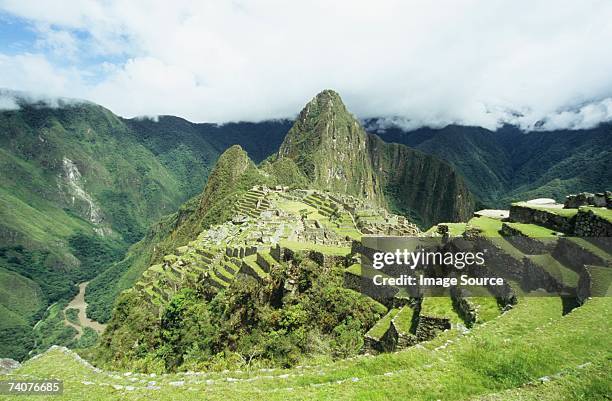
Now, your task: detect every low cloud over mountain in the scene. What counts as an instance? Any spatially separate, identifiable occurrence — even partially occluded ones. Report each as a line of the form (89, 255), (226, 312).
(1, 1), (612, 130)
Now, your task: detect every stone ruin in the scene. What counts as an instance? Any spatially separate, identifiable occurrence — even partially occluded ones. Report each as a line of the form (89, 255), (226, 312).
(564, 191), (612, 209)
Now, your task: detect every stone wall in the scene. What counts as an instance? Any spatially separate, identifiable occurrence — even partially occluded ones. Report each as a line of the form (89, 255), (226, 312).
(577, 265), (612, 304)
(415, 315), (451, 341)
(500, 223), (557, 254)
(343, 269), (399, 308)
(270, 244), (282, 262)
(239, 261), (266, 283)
(577, 267), (594, 305)
(564, 192), (611, 208)
(475, 238), (524, 281)
(450, 287), (477, 327)
(522, 257), (566, 293)
(552, 238), (610, 273)
(574, 209), (612, 238)
(256, 253), (273, 273)
(509, 204), (575, 233)
(386, 320), (418, 350)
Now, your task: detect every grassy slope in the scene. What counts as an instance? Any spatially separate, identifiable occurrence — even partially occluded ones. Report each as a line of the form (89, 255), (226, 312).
(3, 297), (609, 400)
(0, 267), (43, 327)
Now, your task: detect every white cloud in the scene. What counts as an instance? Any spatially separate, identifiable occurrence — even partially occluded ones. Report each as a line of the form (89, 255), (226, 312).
(0, 53), (86, 95)
(34, 24), (80, 60)
(0, 94), (18, 110)
(1, 0), (612, 130)
(535, 98), (612, 130)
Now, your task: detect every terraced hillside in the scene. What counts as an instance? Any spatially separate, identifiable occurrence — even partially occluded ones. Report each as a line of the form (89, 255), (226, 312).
(1, 191), (609, 399)
(127, 186), (415, 304)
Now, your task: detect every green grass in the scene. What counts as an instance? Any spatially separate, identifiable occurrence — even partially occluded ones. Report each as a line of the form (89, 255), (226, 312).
(503, 222), (562, 238)
(366, 308), (399, 339)
(468, 216), (503, 237)
(346, 263), (361, 276)
(469, 217), (525, 260)
(512, 203), (579, 218)
(420, 297), (463, 324)
(393, 305), (415, 334)
(583, 265), (612, 297)
(446, 223), (468, 236)
(469, 357), (611, 400)
(566, 237), (611, 261)
(466, 297), (501, 323)
(580, 206), (612, 223)
(4, 297), (609, 400)
(0, 266), (44, 324)
(0, 303), (27, 330)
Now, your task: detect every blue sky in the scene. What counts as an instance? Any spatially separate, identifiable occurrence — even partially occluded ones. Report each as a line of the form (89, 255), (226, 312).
(1, 0), (612, 131)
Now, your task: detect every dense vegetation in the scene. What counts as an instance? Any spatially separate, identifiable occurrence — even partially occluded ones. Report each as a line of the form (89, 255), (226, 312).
(97, 255), (385, 372)
(0, 234), (120, 360)
(86, 145), (275, 322)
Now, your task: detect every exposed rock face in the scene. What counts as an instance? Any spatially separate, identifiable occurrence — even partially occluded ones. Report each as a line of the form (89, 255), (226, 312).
(58, 157), (112, 236)
(279, 90), (475, 227)
(415, 315), (451, 341)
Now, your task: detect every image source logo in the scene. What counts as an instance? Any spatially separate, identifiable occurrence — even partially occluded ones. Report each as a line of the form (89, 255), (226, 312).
(352, 236), (612, 300)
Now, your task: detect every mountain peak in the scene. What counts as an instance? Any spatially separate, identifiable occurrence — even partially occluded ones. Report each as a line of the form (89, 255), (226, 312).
(312, 89), (343, 104)
(297, 89), (349, 124)
(278, 90), (383, 202)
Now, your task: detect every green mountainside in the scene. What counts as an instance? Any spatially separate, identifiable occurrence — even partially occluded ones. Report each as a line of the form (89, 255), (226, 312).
(0, 101), (200, 360)
(0, 98), (289, 360)
(0, 90), (610, 400)
(86, 91), (474, 325)
(1, 88), (609, 372)
(372, 123), (612, 206)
